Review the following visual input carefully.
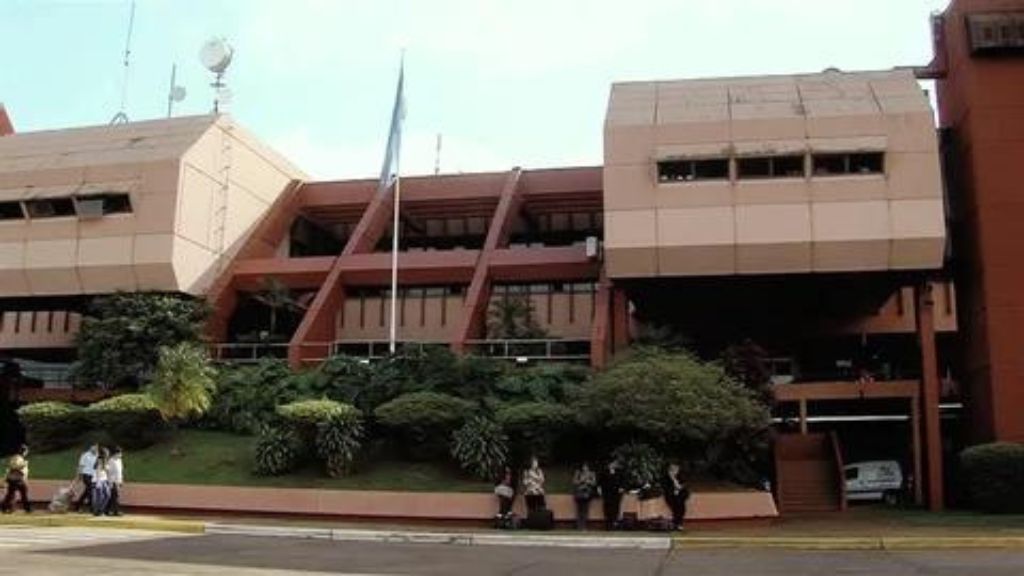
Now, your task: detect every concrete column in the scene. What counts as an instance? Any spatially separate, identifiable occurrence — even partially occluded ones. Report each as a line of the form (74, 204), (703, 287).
(611, 286), (630, 353)
(915, 282), (944, 511)
(911, 396), (923, 506)
(798, 399), (808, 435)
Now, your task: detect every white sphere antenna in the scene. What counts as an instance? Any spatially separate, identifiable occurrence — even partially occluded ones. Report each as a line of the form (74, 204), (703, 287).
(200, 38), (233, 74)
(199, 37), (234, 113)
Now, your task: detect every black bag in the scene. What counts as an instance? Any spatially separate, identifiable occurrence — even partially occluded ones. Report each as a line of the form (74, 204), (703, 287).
(618, 512), (640, 531)
(495, 514), (520, 530)
(524, 508), (554, 531)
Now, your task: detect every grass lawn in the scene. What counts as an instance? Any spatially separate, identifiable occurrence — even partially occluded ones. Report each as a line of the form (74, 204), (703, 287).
(28, 429), (558, 493)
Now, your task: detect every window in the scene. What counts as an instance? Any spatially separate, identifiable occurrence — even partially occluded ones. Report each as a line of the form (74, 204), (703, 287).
(25, 198), (75, 218)
(737, 155), (805, 179)
(76, 193), (132, 217)
(812, 152), (884, 176)
(0, 201), (24, 221)
(844, 468), (859, 481)
(657, 158), (729, 182)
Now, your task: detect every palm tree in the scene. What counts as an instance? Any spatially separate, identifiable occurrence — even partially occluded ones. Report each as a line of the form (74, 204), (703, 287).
(146, 342), (216, 426)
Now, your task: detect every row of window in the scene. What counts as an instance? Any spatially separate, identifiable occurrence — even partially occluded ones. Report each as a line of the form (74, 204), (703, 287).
(0, 193), (133, 221)
(348, 282), (599, 300)
(656, 152), (885, 183)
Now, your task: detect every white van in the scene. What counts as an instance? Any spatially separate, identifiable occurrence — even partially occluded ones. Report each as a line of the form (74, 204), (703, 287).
(844, 460), (904, 504)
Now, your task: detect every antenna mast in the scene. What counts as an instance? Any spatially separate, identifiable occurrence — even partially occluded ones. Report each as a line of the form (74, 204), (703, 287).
(110, 0), (136, 125)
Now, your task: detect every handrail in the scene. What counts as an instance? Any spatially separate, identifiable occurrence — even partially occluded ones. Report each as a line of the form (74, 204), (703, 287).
(829, 430), (848, 511)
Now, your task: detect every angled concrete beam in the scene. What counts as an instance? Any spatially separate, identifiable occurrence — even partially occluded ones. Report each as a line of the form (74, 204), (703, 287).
(452, 169), (523, 352)
(288, 187), (395, 367)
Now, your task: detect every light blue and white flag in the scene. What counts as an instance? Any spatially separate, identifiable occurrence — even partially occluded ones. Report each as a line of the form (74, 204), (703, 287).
(377, 60), (406, 196)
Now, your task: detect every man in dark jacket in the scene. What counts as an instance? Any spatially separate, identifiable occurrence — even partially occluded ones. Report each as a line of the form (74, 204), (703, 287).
(597, 460), (624, 530)
(661, 462), (690, 530)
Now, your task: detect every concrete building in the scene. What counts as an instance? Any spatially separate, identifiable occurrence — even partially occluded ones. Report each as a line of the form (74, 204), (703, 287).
(4, 0), (1024, 513)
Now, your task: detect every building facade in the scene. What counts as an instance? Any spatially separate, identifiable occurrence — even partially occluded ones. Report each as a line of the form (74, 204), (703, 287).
(2, 0), (1023, 511)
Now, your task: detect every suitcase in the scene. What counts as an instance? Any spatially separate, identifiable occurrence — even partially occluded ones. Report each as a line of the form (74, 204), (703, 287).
(524, 508), (554, 531)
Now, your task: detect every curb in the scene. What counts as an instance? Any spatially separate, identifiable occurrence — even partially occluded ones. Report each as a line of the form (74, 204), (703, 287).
(0, 514), (205, 535)
(674, 536), (1024, 550)
(206, 523), (671, 550)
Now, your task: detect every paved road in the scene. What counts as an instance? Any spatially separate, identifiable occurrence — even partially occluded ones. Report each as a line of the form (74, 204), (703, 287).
(2, 528), (1024, 575)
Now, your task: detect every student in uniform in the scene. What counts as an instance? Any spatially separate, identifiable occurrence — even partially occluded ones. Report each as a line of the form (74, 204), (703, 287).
(1, 444), (30, 514)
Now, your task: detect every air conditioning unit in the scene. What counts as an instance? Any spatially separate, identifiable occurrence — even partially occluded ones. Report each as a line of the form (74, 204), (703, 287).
(76, 198), (104, 219)
(585, 236), (600, 259)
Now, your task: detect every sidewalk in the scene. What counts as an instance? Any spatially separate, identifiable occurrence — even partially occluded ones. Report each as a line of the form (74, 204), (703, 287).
(4, 507), (1024, 550)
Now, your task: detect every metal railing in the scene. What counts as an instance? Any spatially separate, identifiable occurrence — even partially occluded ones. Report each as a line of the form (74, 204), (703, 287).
(210, 342), (290, 363)
(464, 338), (591, 361)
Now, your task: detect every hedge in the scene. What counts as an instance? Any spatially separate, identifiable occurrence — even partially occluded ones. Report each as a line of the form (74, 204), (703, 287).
(85, 394), (169, 449)
(17, 401), (86, 452)
(960, 442), (1024, 513)
(374, 392), (476, 459)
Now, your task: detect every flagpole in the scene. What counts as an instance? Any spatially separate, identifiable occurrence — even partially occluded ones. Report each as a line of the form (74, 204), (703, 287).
(389, 172), (400, 355)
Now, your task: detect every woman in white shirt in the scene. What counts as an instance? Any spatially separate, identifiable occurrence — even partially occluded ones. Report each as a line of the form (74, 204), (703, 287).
(90, 447), (110, 516)
(105, 447), (124, 516)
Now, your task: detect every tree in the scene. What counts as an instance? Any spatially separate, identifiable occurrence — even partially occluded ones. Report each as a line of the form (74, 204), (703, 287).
(720, 339), (774, 403)
(146, 342), (217, 423)
(486, 294), (546, 339)
(74, 293), (208, 389)
(577, 347), (770, 461)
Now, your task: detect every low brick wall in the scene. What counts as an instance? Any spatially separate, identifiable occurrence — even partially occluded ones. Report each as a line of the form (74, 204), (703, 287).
(28, 479), (777, 522)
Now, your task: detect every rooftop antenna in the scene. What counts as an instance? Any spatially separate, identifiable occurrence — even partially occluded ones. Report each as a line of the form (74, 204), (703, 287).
(199, 37), (234, 113)
(166, 64), (187, 118)
(109, 0), (136, 125)
(433, 133), (442, 175)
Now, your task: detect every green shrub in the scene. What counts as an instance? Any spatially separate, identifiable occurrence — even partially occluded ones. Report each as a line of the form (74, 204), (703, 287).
(495, 402), (575, 460)
(493, 364), (590, 404)
(611, 441), (664, 492)
(206, 360), (298, 434)
(277, 398), (352, 425)
(315, 412), (364, 477)
(960, 442), (1024, 513)
(253, 425), (303, 476)
(85, 394), (168, 449)
(451, 417), (508, 481)
(17, 402), (85, 452)
(577, 347), (770, 455)
(374, 392), (476, 459)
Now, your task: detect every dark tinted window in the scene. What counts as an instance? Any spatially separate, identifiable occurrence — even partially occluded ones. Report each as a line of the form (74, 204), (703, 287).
(25, 198), (75, 218)
(657, 158), (729, 182)
(0, 201), (23, 220)
(738, 155), (805, 179)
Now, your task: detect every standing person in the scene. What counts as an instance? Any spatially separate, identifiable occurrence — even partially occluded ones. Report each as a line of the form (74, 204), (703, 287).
(597, 460), (624, 530)
(74, 444), (98, 513)
(521, 457), (546, 512)
(572, 461), (597, 530)
(91, 447), (111, 517)
(105, 447), (124, 516)
(1, 444), (30, 514)
(661, 462), (690, 530)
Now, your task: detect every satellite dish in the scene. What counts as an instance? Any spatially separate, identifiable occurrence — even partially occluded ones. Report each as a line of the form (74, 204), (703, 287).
(170, 85), (187, 102)
(199, 38), (233, 74)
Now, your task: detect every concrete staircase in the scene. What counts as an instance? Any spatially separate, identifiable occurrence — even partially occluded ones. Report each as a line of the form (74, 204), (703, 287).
(774, 432), (845, 514)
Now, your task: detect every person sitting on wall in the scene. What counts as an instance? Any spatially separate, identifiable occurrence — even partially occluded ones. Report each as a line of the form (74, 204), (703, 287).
(597, 459), (625, 530)
(1, 444), (31, 514)
(522, 457), (546, 512)
(661, 462), (690, 531)
(494, 466), (516, 521)
(572, 461), (597, 530)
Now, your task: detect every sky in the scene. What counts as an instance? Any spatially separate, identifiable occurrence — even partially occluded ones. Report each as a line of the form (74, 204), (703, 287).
(1, 0), (950, 180)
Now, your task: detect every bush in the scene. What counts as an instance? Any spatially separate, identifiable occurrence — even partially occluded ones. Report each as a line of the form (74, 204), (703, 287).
(206, 360), (301, 434)
(492, 364), (590, 405)
(451, 417), (508, 481)
(960, 442), (1024, 513)
(275, 399), (363, 477)
(17, 402), (85, 452)
(577, 347), (770, 458)
(253, 425), (302, 476)
(374, 392), (476, 459)
(495, 402), (575, 460)
(316, 412), (364, 477)
(611, 441), (664, 492)
(85, 394), (169, 449)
